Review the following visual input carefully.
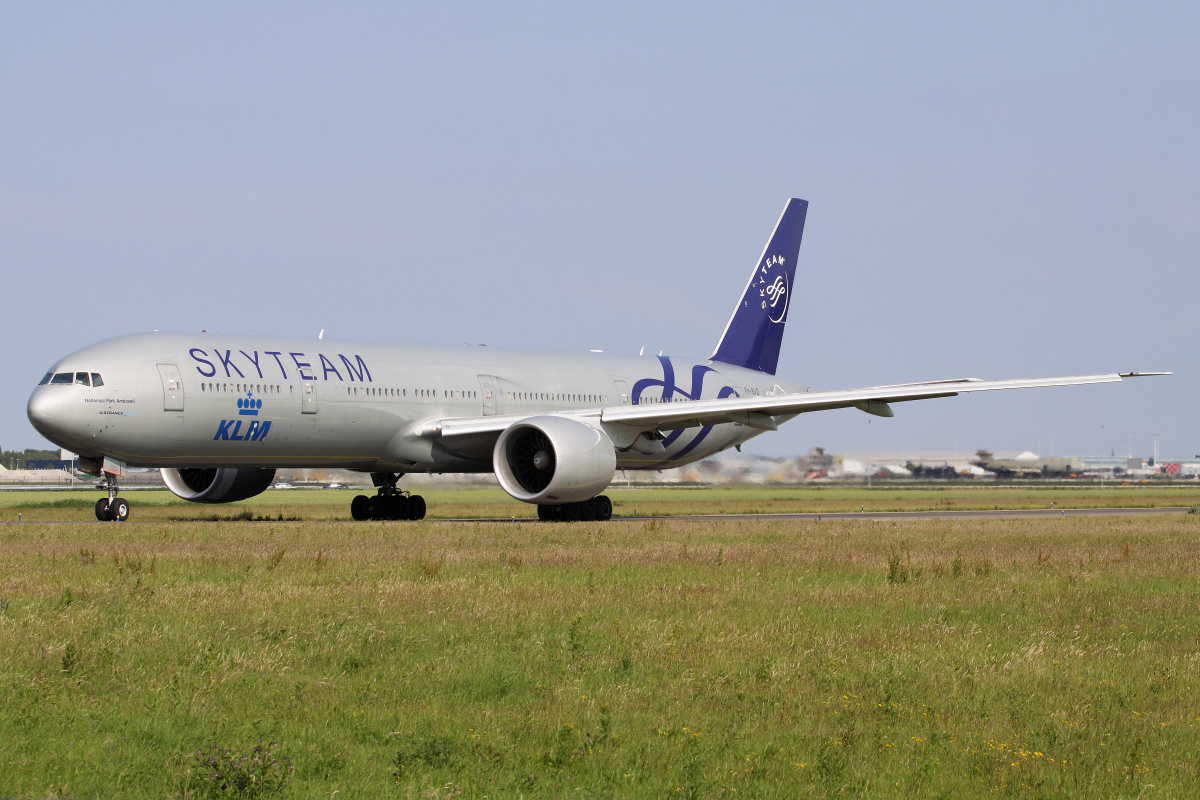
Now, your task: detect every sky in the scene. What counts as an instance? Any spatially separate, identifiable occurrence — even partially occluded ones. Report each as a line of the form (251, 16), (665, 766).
(1, 3), (1195, 459)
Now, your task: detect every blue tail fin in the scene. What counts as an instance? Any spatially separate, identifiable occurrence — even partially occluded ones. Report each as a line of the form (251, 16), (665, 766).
(709, 198), (808, 375)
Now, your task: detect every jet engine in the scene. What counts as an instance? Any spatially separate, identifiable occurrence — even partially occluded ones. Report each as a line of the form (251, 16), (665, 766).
(161, 467), (277, 504)
(494, 416), (616, 504)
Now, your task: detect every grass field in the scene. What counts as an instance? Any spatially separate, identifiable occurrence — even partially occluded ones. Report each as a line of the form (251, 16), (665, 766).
(2, 482), (1199, 522)
(2, 495), (1200, 797)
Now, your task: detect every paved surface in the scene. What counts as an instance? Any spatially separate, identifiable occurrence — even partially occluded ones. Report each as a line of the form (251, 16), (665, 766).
(2, 507), (1194, 524)
(608, 507), (1195, 522)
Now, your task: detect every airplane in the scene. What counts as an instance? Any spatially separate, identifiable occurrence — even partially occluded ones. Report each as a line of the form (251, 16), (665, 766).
(972, 450), (1089, 479)
(26, 198), (1166, 522)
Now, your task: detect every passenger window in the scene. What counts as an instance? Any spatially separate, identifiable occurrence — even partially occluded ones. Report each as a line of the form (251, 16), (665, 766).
(51, 373), (73, 384)
(39, 373), (52, 385)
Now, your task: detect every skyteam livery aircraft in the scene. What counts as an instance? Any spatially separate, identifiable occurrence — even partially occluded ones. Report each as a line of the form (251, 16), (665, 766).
(27, 199), (1165, 522)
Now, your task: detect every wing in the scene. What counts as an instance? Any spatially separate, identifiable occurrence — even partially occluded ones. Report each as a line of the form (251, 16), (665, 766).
(419, 371), (1168, 457)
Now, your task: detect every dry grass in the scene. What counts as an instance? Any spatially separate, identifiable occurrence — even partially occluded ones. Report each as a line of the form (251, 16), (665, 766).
(1, 513), (1199, 797)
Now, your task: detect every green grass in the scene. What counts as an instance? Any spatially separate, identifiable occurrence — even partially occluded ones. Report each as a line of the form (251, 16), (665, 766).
(1, 482), (1198, 522)
(2, 513), (1200, 797)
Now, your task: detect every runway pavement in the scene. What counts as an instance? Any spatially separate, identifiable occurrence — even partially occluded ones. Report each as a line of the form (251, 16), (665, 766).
(608, 507), (1194, 522)
(2, 507), (1193, 524)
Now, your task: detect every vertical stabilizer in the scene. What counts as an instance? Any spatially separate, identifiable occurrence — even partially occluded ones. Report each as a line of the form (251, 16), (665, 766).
(709, 198), (808, 375)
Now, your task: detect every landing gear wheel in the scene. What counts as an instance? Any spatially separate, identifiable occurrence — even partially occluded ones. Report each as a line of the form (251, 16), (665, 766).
(109, 498), (130, 522)
(594, 495), (613, 521)
(351, 494), (371, 521)
(536, 497), (612, 522)
(408, 495), (426, 520)
(389, 495), (410, 521)
(95, 498), (111, 521)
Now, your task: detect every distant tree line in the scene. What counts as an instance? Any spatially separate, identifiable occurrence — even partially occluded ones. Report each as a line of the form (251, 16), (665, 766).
(1, 449), (62, 470)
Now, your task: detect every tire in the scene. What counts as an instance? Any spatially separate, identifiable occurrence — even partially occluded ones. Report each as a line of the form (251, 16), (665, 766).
(594, 495), (613, 521)
(578, 499), (597, 521)
(408, 495), (426, 520)
(110, 498), (130, 522)
(95, 498), (111, 521)
(537, 504), (556, 522)
(390, 495), (410, 521)
(351, 494), (371, 521)
(561, 502), (580, 522)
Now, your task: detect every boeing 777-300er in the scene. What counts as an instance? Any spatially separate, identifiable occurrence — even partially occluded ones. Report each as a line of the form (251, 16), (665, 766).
(27, 199), (1167, 522)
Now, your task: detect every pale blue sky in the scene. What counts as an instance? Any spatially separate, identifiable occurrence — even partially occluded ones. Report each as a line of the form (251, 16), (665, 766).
(2, 3), (1195, 458)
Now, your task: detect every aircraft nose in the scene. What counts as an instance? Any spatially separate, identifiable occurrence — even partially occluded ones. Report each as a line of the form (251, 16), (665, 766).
(27, 389), (63, 435)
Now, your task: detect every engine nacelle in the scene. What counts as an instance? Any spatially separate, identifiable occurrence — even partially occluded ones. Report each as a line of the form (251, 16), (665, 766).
(161, 467), (276, 504)
(494, 416), (616, 504)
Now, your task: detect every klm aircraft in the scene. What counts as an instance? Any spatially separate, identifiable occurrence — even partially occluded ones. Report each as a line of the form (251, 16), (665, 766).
(26, 199), (1163, 522)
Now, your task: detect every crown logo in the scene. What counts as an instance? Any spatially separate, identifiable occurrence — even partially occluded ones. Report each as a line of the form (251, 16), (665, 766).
(237, 391), (262, 416)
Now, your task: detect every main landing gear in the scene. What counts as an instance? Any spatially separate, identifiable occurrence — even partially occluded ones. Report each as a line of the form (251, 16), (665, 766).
(350, 473), (426, 521)
(537, 495), (613, 522)
(94, 473), (130, 522)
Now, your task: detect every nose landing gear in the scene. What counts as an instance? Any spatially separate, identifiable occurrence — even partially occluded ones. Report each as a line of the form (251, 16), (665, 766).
(94, 473), (130, 522)
(350, 473), (427, 521)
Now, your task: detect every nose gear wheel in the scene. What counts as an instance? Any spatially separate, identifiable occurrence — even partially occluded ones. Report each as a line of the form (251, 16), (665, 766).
(95, 472), (129, 522)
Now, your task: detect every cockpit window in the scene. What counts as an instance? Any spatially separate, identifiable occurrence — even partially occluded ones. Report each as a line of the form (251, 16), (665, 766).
(50, 373), (73, 384)
(39, 373), (52, 385)
(91, 373), (104, 387)
(75, 372), (91, 386)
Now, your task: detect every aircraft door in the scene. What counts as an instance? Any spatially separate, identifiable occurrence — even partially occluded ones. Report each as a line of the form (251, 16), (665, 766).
(157, 364), (184, 411)
(301, 381), (318, 414)
(478, 375), (499, 415)
(613, 380), (630, 405)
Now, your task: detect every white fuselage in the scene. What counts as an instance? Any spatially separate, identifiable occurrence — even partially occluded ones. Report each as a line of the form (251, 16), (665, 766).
(27, 332), (803, 474)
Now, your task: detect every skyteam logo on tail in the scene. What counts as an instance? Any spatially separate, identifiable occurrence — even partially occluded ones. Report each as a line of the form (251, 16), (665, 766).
(214, 391), (271, 442)
(758, 254), (788, 323)
(710, 198), (806, 375)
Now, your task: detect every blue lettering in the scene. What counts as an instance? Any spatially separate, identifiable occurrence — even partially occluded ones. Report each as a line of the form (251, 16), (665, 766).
(319, 353), (343, 381)
(217, 350), (245, 378)
(214, 419), (234, 440)
(215, 419), (272, 442)
(239, 350), (263, 379)
(265, 351), (287, 379)
(338, 353), (372, 382)
(190, 348), (216, 378)
(290, 352), (314, 381)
